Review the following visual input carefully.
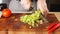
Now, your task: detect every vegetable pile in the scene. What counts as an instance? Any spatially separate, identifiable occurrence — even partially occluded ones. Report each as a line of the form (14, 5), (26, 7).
(20, 10), (42, 27)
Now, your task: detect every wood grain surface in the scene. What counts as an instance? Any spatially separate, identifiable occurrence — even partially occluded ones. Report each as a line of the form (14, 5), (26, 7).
(0, 13), (60, 34)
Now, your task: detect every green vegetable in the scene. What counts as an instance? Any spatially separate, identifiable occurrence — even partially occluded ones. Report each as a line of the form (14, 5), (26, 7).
(20, 10), (42, 27)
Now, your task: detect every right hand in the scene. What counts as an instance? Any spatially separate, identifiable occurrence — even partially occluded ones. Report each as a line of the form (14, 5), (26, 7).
(37, 0), (49, 17)
(20, 0), (32, 10)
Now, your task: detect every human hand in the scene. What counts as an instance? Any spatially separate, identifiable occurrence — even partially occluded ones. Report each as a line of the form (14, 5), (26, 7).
(37, 0), (48, 17)
(42, 10), (48, 17)
(20, 0), (32, 10)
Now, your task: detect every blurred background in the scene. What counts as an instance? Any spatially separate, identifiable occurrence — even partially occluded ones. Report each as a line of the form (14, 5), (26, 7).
(0, 0), (60, 12)
(47, 0), (60, 12)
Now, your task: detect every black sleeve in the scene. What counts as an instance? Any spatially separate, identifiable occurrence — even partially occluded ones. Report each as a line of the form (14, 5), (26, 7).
(31, 0), (37, 2)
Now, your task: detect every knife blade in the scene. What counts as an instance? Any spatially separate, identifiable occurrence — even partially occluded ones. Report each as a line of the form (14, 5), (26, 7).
(40, 14), (48, 23)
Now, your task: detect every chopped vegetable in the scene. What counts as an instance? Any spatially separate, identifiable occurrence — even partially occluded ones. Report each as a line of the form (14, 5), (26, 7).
(20, 10), (42, 27)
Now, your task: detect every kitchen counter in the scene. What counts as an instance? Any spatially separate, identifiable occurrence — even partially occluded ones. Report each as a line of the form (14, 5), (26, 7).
(0, 12), (60, 34)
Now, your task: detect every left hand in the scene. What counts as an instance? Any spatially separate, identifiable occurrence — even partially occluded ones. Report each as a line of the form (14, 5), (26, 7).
(20, 0), (32, 10)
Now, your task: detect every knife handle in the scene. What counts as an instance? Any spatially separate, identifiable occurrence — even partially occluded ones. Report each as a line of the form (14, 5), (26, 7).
(48, 24), (60, 34)
(48, 23), (57, 30)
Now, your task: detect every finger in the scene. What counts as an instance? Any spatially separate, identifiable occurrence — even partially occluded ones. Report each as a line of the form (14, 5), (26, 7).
(42, 10), (48, 17)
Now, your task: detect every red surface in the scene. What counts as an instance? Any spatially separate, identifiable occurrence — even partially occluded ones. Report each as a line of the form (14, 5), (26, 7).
(48, 23), (60, 34)
(48, 23), (57, 30)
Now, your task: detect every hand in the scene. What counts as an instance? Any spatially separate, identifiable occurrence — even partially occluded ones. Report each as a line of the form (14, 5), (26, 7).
(37, 0), (48, 17)
(42, 10), (48, 17)
(20, 0), (32, 10)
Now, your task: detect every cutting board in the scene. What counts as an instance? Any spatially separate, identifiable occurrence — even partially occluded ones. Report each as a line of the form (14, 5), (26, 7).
(0, 13), (59, 31)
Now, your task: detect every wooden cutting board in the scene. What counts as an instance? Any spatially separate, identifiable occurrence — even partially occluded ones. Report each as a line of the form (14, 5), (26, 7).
(0, 13), (59, 31)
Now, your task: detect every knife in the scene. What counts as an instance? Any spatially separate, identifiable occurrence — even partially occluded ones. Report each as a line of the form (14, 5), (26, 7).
(40, 14), (48, 23)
